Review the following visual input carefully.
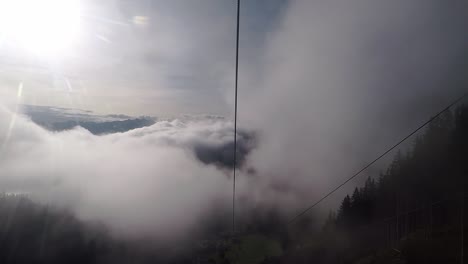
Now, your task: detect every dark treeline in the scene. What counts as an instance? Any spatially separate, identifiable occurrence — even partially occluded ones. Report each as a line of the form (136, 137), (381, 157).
(334, 104), (468, 227)
(0, 194), (110, 264)
(0, 194), (193, 264)
(264, 104), (468, 264)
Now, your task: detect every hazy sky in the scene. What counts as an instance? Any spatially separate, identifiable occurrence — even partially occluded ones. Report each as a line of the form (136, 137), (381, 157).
(0, 0), (287, 116)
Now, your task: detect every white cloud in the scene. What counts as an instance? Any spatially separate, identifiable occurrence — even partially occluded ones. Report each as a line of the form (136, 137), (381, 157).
(239, 0), (468, 209)
(0, 107), (237, 240)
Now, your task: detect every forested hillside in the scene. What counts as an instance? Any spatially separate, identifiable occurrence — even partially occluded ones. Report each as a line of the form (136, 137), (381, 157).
(335, 104), (467, 226)
(259, 104), (468, 264)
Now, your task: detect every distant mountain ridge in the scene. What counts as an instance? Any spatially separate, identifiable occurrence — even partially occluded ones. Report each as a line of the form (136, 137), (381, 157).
(36, 118), (156, 135)
(20, 104), (156, 135)
(19, 104), (256, 169)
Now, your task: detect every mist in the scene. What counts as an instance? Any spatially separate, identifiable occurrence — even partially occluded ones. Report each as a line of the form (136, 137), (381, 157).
(238, 0), (468, 210)
(0, 0), (467, 257)
(0, 108), (234, 241)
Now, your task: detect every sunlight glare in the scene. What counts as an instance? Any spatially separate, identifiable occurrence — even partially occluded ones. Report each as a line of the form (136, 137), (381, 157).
(0, 0), (82, 58)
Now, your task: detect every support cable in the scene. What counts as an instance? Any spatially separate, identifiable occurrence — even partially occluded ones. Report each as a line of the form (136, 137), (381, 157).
(288, 92), (468, 225)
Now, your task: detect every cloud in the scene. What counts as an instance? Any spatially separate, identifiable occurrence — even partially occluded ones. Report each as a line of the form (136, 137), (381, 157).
(0, 107), (260, 241)
(20, 104), (257, 167)
(0, 103), (303, 244)
(238, 0), (468, 210)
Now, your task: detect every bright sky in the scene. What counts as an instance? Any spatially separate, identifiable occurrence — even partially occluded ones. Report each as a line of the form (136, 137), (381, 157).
(0, 0), (287, 116)
(0, 0), (466, 121)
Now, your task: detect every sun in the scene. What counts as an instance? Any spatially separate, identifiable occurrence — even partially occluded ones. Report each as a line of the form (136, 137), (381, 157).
(0, 0), (82, 59)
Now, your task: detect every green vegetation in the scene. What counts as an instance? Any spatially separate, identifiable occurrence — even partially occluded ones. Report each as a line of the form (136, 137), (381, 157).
(210, 234), (282, 264)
